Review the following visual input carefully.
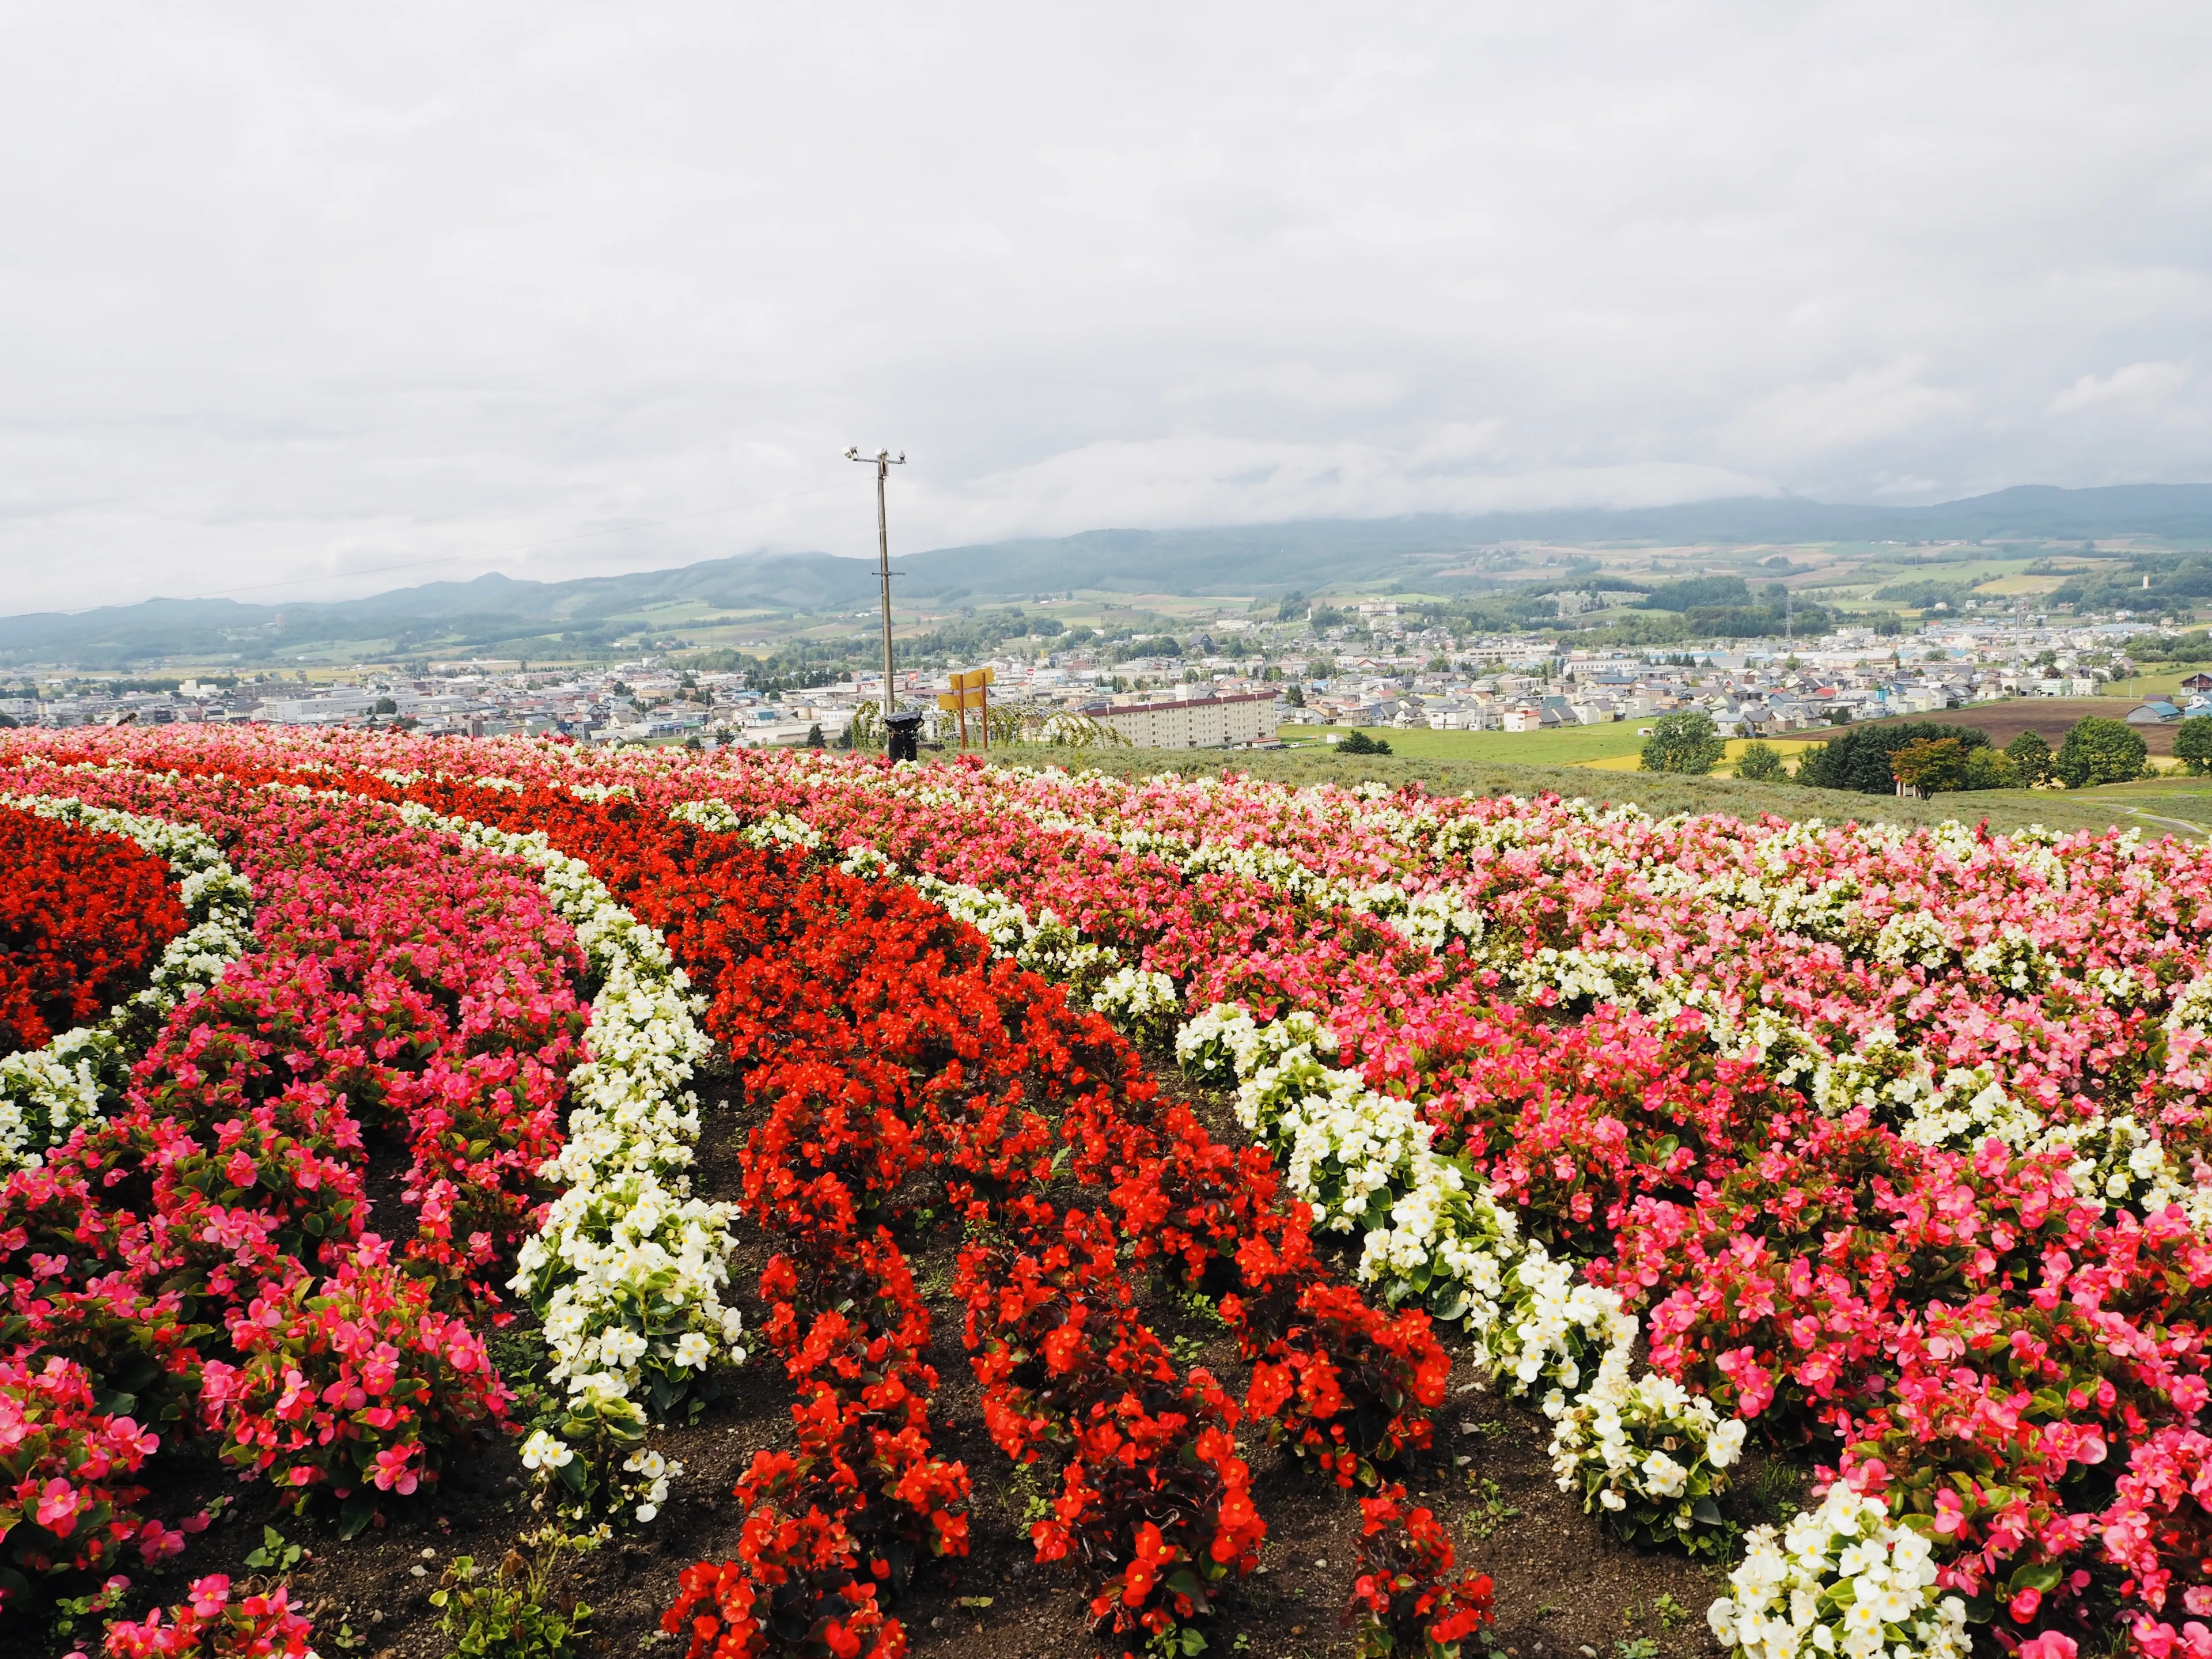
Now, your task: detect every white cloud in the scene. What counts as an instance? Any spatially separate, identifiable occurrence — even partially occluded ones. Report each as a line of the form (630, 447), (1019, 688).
(1, 2), (2211, 612)
(2046, 360), (2193, 418)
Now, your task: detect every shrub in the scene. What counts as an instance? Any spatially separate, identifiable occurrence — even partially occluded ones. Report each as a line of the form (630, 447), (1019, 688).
(1338, 729), (1393, 755)
(1639, 712), (1724, 775)
(0, 1351), (180, 1614)
(1344, 1484), (1494, 1659)
(197, 1255), (512, 1537)
(1961, 745), (2018, 790)
(100, 1574), (316, 1658)
(1733, 741), (1787, 782)
(661, 1508), (903, 1659)
(2006, 728), (2055, 785)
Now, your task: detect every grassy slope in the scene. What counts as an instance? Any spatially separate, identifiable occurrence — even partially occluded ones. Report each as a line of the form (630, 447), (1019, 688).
(981, 743), (2212, 839)
(1276, 721), (1647, 765)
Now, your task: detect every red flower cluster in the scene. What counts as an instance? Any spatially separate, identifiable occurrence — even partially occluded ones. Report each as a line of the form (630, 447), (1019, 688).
(958, 1209), (1262, 1642)
(0, 804), (186, 1055)
(1345, 1484), (1495, 1659)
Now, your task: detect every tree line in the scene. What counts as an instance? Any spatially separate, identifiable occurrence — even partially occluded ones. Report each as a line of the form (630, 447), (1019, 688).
(1639, 711), (2185, 792)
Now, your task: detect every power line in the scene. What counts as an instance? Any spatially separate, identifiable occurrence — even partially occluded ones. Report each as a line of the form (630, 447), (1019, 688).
(187, 480), (849, 601)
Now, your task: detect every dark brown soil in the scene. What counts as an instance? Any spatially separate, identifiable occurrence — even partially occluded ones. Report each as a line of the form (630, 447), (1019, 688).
(1854, 696), (2181, 753)
(28, 1068), (1760, 1659)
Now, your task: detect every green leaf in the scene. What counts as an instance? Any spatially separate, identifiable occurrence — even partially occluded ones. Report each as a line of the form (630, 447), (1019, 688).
(2008, 1562), (2062, 1594)
(338, 1491), (377, 1542)
(1692, 1498), (1724, 1525)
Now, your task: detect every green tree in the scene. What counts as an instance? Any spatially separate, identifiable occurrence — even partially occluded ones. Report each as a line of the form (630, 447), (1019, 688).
(2176, 715), (2212, 775)
(2005, 730), (2054, 786)
(1796, 721), (1990, 794)
(1889, 737), (1969, 796)
(1640, 710), (1725, 775)
(1284, 683), (1306, 709)
(2054, 717), (2152, 788)
(1733, 741), (1787, 781)
(1963, 746), (2020, 790)
(1338, 729), (1392, 755)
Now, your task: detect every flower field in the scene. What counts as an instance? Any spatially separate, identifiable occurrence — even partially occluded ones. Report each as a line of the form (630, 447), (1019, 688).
(6, 725), (2212, 1659)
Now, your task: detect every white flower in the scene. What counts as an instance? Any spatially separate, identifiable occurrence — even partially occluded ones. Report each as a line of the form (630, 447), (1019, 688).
(673, 1332), (713, 1370)
(521, 1430), (574, 1471)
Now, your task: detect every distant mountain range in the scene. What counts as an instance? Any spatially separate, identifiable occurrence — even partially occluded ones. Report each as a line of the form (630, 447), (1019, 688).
(7, 482), (2211, 669)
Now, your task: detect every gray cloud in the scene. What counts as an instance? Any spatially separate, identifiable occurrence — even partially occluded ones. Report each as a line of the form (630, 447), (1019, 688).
(3, 2), (2210, 612)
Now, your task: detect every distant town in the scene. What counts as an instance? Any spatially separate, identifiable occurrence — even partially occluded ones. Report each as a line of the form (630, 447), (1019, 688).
(0, 599), (2188, 751)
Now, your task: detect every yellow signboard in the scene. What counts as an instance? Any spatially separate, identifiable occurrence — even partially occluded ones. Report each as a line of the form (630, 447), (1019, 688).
(940, 666), (995, 748)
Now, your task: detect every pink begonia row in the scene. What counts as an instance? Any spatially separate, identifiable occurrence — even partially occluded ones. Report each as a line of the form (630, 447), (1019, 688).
(0, 753), (591, 1636)
(17, 727), (2212, 1654)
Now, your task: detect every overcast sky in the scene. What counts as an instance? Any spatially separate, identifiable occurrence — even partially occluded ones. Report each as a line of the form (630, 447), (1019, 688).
(4, 2), (2210, 613)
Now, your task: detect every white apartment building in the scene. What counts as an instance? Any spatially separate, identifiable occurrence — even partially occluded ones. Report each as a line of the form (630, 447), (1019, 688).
(1088, 691), (1279, 749)
(255, 690), (377, 725)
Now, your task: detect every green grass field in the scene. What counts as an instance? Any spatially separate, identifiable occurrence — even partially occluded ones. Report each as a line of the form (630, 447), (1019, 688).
(980, 743), (2212, 840)
(1277, 721), (1648, 766)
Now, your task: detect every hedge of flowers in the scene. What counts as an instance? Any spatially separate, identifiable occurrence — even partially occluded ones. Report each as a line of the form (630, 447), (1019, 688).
(0, 758), (608, 1634)
(1, 732), (1492, 1659)
(243, 734), (2212, 1659)
(37, 726), (2212, 1659)
(364, 772), (1455, 1659)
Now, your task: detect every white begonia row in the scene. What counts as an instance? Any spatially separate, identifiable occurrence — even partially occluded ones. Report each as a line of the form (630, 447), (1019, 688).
(0, 791), (256, 1168)
(1709, 1483), (1968, 1659)
(1547, 1339), (1747, 1546)
(392, 805), (744, 1448)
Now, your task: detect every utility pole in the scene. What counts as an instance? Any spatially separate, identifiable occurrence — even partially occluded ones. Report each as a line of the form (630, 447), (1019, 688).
(845, 446), (906, 722)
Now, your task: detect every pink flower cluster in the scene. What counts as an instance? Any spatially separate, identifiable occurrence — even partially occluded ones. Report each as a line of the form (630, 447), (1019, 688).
(99, 1572), (314, 1657)
(0, 756), (588, 1612)
(0, 1350), (187, 1599)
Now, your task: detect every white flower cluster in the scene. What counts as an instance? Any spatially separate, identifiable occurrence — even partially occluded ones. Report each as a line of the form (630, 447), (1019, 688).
(671, 796), (823, 853)
(0, 792), (256, 1166)
(1187, 1001), (1602, 1373)
(838, 843), (893, 880)
(1710, 1484), (1968, 1659)
(1548, 1342), (1746, 1548)
(1086, 965), (1181, 1042)
(394, 806), (745, 1450)
(623, 1446), (681, 1524)
(1491, 1247), (1635, 1402)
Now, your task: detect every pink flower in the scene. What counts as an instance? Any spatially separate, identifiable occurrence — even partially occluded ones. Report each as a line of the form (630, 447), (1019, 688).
(187, 1574), (230, 1616)
(36, 1476), (82, 1533)
(372, 1445), (419, 1494)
